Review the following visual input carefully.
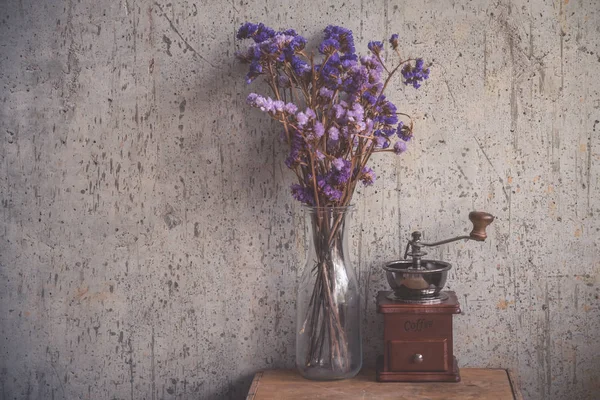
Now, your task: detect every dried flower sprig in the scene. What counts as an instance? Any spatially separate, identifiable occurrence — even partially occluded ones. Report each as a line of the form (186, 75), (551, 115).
(236, 24), (431, 375)
(237, 23), (430, 208)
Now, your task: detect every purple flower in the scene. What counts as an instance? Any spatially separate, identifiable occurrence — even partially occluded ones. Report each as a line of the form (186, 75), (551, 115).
(346, 102), (364, 122)
(247, 93), (294, 117)
(328, 126), (340, 141)
(319, 56), (343, 89)
(287, 35), (307, 54)
(384, 114), (398, 125)
(246, 93), (259, 103)
(372, 95), (399, 126)
(249, 61), (262, 73)
(237, 23), (260, 40)
(291, 184), (315, 205)
(323, 185), (343, 201)
(340, 53), (358, 69)
(285, 131), (305, 168)
(396, 121), (404, 137)
(237, 22), (276, 43)
(358, 55), (384, 101)
(355, 120), (366, 131)
(281, 28), (298, 36)
(290, 56), (311, 77)
(246, 93), (271, 111)
(278, 75), (291, 88)
(296, 112), (309, 126)
(362, 91), (377, 105)
(296, 108), (317, 134)
(314, 122), (325, 138)
(320, 158), (352, 185)
(360, 54), (382, 70)
(254, 23), (276, 43)
(319, 38), (341, 55)
(396, 121), (412, 141)
(335, 161), (353, 184)
(317, 175), (344, 201)
(260, 40), (279, 56)
(316, 175), (327, 187)
(284, 103), (298, 114)
(333, 104), (345, 120)
(332, 158), (345, 171)
(375, 136), (389, 149)
(368, 41), (384, 54)
(319, 87), (334, 99)
(402, 58), (430, 89)
(323, 25), (355, 54)
(374, 128), (395, 138)
(318, 52), (363, 93)
(361, 166), (377, 186)
(245, 61), (263, 83)
(389, 34), (399, 50)
(236, 24), (429, 206)
(393, 141), (407, 154)
(262, 99), (274, 112)
(342, 65), (369, 94)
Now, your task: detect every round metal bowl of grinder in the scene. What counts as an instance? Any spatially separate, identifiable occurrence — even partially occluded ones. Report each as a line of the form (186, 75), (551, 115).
(383, 260), (452, 300)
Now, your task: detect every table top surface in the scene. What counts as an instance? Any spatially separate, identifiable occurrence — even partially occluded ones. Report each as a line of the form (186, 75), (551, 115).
(247, 368), (522, 400)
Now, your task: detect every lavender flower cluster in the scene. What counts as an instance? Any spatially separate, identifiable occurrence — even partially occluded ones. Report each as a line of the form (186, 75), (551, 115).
(236, 23), (430, 206)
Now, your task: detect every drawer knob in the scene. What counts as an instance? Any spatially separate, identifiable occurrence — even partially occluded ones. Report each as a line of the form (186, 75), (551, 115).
(413, 354), (424, 363)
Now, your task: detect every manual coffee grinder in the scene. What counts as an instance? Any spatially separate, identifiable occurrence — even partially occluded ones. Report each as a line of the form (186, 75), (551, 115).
(376, 211), (495, 382)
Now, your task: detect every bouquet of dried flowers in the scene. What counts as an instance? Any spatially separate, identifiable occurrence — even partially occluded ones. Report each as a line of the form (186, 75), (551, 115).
(236, 22), (430, 376)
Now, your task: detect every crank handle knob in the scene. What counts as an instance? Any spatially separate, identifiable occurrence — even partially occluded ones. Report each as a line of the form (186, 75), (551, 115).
(469, 211), (495, 241)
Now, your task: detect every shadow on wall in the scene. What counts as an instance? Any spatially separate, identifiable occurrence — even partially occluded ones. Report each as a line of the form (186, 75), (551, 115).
(203, 373), (255, 400)
(164, 44), (296, 399)
(179, 28), (423, 398)
(189, 32), (393, 399)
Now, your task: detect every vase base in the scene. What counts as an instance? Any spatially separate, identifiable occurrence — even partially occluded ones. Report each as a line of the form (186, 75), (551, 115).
(297, 365), (362, 381)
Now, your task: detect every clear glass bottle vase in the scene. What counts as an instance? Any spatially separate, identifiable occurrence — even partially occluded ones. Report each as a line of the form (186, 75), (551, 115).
(295, 206), (362, 380)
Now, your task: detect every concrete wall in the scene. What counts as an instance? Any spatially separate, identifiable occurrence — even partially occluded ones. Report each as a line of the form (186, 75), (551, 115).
(1, 0), (599, 398)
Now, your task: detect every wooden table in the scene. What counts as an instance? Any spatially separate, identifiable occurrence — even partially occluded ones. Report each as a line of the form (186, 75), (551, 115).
(247, 369), (523, 399)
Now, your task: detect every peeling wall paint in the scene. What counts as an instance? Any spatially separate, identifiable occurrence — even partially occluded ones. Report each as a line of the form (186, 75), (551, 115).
(0, 0), (599, 399)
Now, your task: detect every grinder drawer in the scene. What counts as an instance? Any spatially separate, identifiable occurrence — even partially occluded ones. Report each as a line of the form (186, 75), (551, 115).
(388, 339), (448, 372)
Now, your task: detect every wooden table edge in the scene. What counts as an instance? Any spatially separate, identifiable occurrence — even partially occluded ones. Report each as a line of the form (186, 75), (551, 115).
(506, 369), (524, 400)
(246, 368), (523, 399)
(245, 371), (263, 400)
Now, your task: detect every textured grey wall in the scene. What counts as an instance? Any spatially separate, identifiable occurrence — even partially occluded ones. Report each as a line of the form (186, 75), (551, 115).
(1, 0), (599, 399)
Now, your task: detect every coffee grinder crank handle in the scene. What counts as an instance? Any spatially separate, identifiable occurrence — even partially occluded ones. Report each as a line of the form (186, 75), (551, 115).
(403, 211), (495, 261)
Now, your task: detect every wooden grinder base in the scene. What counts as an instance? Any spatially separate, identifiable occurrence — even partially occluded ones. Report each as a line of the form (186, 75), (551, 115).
(376, 291), (461, 383)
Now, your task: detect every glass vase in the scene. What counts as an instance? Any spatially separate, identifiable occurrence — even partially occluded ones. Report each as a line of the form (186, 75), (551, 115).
(295, 205), (362, 380)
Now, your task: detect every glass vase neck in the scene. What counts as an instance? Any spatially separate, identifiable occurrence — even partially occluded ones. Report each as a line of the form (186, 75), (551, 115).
(303, 205), (355, 214)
